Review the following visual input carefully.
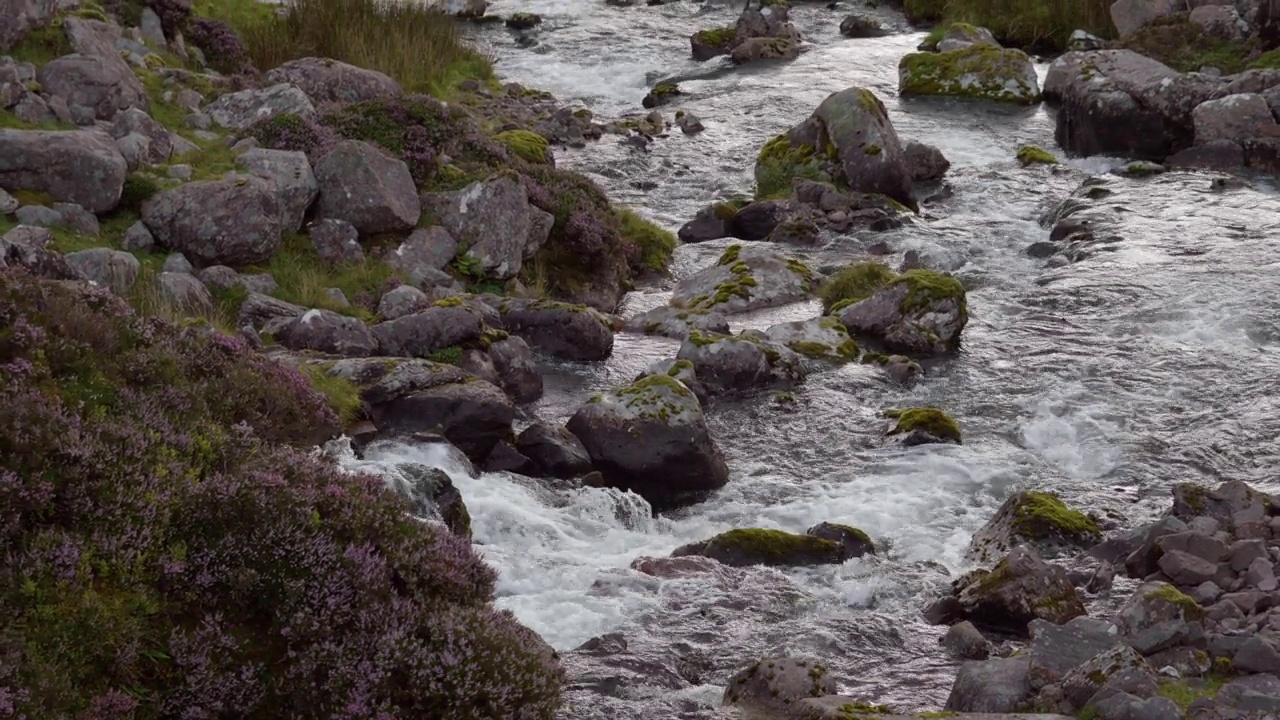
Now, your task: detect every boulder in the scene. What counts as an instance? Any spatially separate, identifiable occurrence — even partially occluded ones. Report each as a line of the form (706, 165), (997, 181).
(420, 177), (551, 280)
(0, 225), (79, 280)
(264, 57), (402, 105)
(235, 148), (319, 233)
(722, 657), (837, 716)
(727, 6), (802, 65)
(806, 522), (875, 558)
(237, 292), (306, 334)
(731, 36), (801, 64)
(677, 203), (734, 243)
(377, 284), (430, 321)
(952, 547), (1087, 636)
(370, 304), (486, 358)
(387, 226), (457, 284)
(481, 441), (536, 475)
(309, 218), (364, 265)
(760, 316), (859, 363)
(671, 245), (817, 315)
(515, 423), (593, 479)
(968, 491), (1103, 565)
(839, 14), (889, 38)
(1191, 4), (1246, 40)
(1116, 582), (1206, 655)
(63, 248), (139, 294)
(1170, 479), (1272, 531)
(162, 253), (193, 274)
(142, 177), (283, 267)
(676, 331), (805, 396)
(276, 308), (378, 357)
(1026, 617), (1123, 691)
(837, 269), (968, 353)
(1166, 139), (1247, 170)
(1111, 0), (1182, 36)
(327, 357), (515, 461)
(0, 130), (127, 213)
(1060, 645), (1156, 710)
(37, 21), (147, 120)
(314, 140), (420, 235)
(675, 528), (845, 567)
(205, 83), (316, 131)
(942, 621), (992, 660)
(904, 140), (951, 181)
(758, 86), (916, 210)
(1193, 93), (1278, 144)
(884, 406), (960, 445)
(0, 0), (56, 52)
(936, 22), (999, 52)
(487, 335), (543, 403)
(155, 272), (212, 312)
(635, 358), (709, 407)
(566, 374), (728, 511)
(690, 26), (735, 61)
(731, 199), (791, 241)
(899, 45), (1041, 104)
(110, 107), (173, 165)
(382, 464), (471, 538)
(944, 656), (1032, 713)
(497, 298), (614, 361)
(624, 305), (729, 341)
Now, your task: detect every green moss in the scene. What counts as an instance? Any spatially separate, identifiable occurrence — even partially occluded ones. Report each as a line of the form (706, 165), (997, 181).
(1013, 492), (1100, 540)
(899, 44), (1041, 104)
(493, 129), (550, 164)
(251, 233), (401, 321)
(1251, 49), (1280, 70)
(433, 296), (464, 308)
(1146, 584), (1207, 621)
(754, 134), (828, 200)
(885, 407), (961, 442)
(935, 0), (1113, 52)
(651, 82), (681, 98)
(835, 702), (892, 718)
(819, 262), (896, 314)
(1158, 676), (1226, 709)
(895, 269), (967, 318)
(904, 0), (947, 22)
(716, 244), (741, 266)
(616, 208), (676, 274)
(300, 365), (364, 423)
(427, 345), (463, 364)
(693, 26), (737, 49)
(1016, 145), (1058, 166)
(864, 144), (882, 156)
(1120, 17), (1258, 75)
(1076, 706), (1098, 720)
(119, 174), (161, 215)
(703, 528), (842, 565)
(6, 22), (72, 66)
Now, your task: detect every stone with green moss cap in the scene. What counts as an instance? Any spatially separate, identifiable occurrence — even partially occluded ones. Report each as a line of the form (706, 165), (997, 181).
(567, 373), (728, 511)
(837, 268), (968, 354)
(968, 490), (1102, 564)
(670, 244), (818, 315)
(641, 82), (682, 109)
(807, 521), (875, 557)
(494, 129), (551, 164)
(755, 86), (916, 210)
(899, 44), (1041, 104)
(722, 656), (839, 716)
(677, 329), (805, 396)
(674, 528), (846, 567)
(1116, 580), (1207, 655)
(884, 406), (960, 445)
(1016, 145), (1059, 166)
(691, 26), (736, 60)
(624, 304), (730, 340)
(819, 260), (896, 314)
(760, 316), (859, 363)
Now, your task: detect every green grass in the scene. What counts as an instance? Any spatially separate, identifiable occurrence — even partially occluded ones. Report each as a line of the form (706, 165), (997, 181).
(820, 262), (896, 314)
(221, 0), (495, 97)
(1158, 676), (1226, 709)
(300, 365), (364, 423)
(616, 208), (676, 275)
(251, 233), (401, 321)
(5, 23), (72, 66)
(1121, 17), (1263, 74)
(914, 0), (1115, 52)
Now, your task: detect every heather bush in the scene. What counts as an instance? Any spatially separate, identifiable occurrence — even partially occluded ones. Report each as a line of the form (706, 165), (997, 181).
(247, 112), (340, 160)
(0, 269), (563, 718)
(187, 16), (252, 74)
(148, 0), (193, 39)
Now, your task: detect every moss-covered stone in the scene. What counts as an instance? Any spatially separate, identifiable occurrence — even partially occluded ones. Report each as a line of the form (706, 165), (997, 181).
(885, 407), (961, 443)
(898, 44), (1041, 104)
(693, 26), (737, 49)
(820, 261), (896, 314)
(677, 528), (846, 567)
(1016, 145), (1058, 166)
(642, 82), (683, 109)
(895, 268), (967, 318)
(616, 208), (676, 274)
(494, 129), (551, 164)
(754, 133), (829, 200)
(1146, 584), (1207, 621)
(505, 11), (542, 29)
(1012, 492), (1100, 543)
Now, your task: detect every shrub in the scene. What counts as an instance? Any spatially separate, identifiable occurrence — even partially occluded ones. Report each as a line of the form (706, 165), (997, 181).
(119, 174), (160, 214)
(616, 208), (676, 275)
(230, 0), (495, 97)
(246, 112), (339, 160)
(186, 16), (252, 74)
(0, 269), (563, 717)
(252, 233), (401, 321)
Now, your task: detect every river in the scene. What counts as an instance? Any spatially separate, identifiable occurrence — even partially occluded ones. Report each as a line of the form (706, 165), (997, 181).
(339, 1), (1280, 716)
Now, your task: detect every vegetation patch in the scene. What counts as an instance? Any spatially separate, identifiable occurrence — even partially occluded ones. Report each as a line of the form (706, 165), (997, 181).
(885, 406), (961, 442)
(1012, 491), (1100, 541)
(930, 0), (1114, 52)
(693, 26), (737, 49)
(494, 129), (551, 164)
(1119, 16), (1265, 75)
(616, 208), (677, 275)
(820, 261), (896, 314)
(1146, 583), (1207, 621)
(251, 233), (401, 321)
(899, 44), (1040, 104)
(754, 134), (832, 201)
(1016, 145), (1058, 166)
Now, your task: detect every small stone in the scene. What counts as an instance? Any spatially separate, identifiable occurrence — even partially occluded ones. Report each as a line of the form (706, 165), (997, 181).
(167, 164), (193, 180)
(942, 620), (991, 660)
(120, 221), (154, 251)
(1157, 548), (1220, 587)
(1235, 636), (1280, 673)
(162, 253), (193, 274)
(185, 112), (212, 130)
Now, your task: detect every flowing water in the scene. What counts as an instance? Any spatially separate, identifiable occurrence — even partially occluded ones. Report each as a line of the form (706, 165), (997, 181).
(339, 2), (1280, 716)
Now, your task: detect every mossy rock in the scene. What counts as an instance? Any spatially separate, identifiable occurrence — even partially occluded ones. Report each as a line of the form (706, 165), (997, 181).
(674, 528), (846, 567)
(693, 26), (736, 49)
(885, 406), (960, 444)
(1016, 145), (1058, 166)
(494, 129), (551, 164)
(970, 490), (1101, 563)
(899, 44), (1042, 104)
(506, 12), (542, 29)
(807, 522), (875, 558)
(820, 261), (896, 314)
(642, 82), (683, 109)
(753, 133), (831, 200)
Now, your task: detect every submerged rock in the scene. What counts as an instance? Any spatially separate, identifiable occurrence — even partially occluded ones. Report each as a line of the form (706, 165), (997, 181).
(673, 528), (846, 567)
(806, 521), (875, 558)
(385, 464), (471, 538)
(884, 406), (961, 445)
(899, 44), (1041, 104)
(968, 491), (1103, 564)
(676, 330), (805, 396)
(566, 374), (729, 511)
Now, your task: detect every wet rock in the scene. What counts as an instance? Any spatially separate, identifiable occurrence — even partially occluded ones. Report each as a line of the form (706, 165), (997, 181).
(839, 14), (888, 38)
(64, 248), (140, 294)
(904, 140), (951, 181)
(951, 546), (1087, 636)
(641, 83), (681, 109)
(760, 316), (859, 363)
(1088, 515), (1186, 575)
(838, 268), (967, 354)
(883, 406), (960, 446)
(674, 527), (849, 567)
(515, 422), (592, 479)
(315, 140), (420, 235)
(1166, 140), (1246, 171)
(635, 358), (709, 407)
(277, 308), (378, 357)
(0, 130), (127, 213)
(206, 83), (316, 131)
(676, 331), (805, 396)
(487, 335), (543, 403)
(1171, 480), (1272, 532)
(1060, 644), (1157, 710)
(944, 655), (1032, 712)
(421, 176), (552, 279)
(937, 22), (999, 52)
(729, 6), (802, 66)
(387, 225), (457, 284)
(763, 86), (917, 210)
(37, 20), (148, 121)
(378, 284), (430, 321)
(899, 45), (1041, 104)
(481, 440), (536, 475)
(385, 464), (471, 538)
(264, 57), (402, 105)
(1027, 616), (1122, 691)
(677, 203), (734, 243)
(142, 177), (283, 267)
(1193, 93), (1278, 144)
(942, 620), (992, 660)
(309, 218), (364, 265)
(235, 148), (318, 233)
(496, 298), (614, 361)
(370, 304), (486, 357)
(624, 305), (729, 340)
(676, 110), (704, 135)
(327, 357), (514, 461)
(722, 657), (837, 715)
(969, 490), (1103, 565)
(731, 199), (791, 240)
(731, 35), (801, 64)
(670, 245), (818, 315)
(1117, 582), (1206, 655)
(806, 521), (875, 558)
(566, 374), (728, 511)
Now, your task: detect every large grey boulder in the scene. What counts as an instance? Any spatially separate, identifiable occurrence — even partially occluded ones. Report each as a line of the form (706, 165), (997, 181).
(968, 491), (1102, 565)
(497, 298), (614, 361)
(387, 226), (456, 283)
(155, 271), (212, 312)
(1116, 581), (1206, 655)
(937, 22), (998, 52)
(837, 269), (968, 354)
(487, 335), (542, 403)
(760, 317), (859, 363)
(759, 86), (917, 210)
(277, 308), (378, 357)
(515, 422), (592, 479)
(377, 284), (430, 321)
(670, 245), (818, 316)
(235, 148), (318, 233)
(0, 0), (57, 52)
(1026, 617), (1122, 691)
(0, 130), (127, 213)
(205, 83), (316, 131)
(264, 57), (402, 105)
(950, 546), (1087, 636)
(142, 177), (283, 267)
(309, 218), (364, 265)
(420, 177), (553, 280)
(676, 331), (805, 396)
(64, 248), (140, 294)
(566, 374), (728, 511)
(314, 140), (420, 235)
(899, 45), (1041, 104)
(370, 304), (486, 357)
(722, 657), (837, 715)
(944, 656), (1032, 713)
(1193, 93), (1278, 144)
(37, 19), (148, 120)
